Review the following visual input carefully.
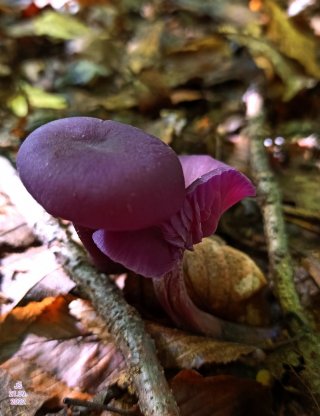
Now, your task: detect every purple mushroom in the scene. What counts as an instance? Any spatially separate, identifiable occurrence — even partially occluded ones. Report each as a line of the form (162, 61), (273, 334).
(17, 117), (279, 344)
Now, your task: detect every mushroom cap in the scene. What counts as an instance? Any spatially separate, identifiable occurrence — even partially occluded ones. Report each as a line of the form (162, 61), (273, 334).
(17, 117), (185, 231)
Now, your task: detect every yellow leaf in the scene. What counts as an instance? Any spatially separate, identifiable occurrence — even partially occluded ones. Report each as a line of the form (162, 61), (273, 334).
(21, 82), (67, 110)
(7, 94), (28, 117)
(265, 0), (320, 79)
(256, 369), (273, 387)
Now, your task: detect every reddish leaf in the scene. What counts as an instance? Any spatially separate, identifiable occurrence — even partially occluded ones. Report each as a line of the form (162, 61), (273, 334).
(171, 370), (274, 416)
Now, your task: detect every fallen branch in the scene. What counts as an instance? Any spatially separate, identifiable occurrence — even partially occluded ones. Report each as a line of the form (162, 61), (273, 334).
(244, 87), (320, 401)
(0, 156), (180, 416)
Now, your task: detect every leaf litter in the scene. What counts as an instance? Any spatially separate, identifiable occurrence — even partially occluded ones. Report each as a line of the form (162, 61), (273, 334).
(0, 0), (320, 414)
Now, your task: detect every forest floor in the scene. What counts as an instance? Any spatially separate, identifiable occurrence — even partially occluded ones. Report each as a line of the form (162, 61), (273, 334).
(1, 1), (320, 415)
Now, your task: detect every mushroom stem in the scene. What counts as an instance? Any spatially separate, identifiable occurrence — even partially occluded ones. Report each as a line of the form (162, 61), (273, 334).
(153, 264), (281, 348)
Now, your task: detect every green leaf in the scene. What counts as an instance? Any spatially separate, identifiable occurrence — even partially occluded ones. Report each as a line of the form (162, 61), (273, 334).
(21, 83), (67, 110)
(60, 60), (110, 86)
(33, 11), (90, 40)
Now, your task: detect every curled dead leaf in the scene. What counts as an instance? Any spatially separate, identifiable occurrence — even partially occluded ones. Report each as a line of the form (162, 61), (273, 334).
(183, 237), (268, 325)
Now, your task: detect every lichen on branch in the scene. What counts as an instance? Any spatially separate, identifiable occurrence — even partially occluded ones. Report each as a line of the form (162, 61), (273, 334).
(244, 87), (320, 402)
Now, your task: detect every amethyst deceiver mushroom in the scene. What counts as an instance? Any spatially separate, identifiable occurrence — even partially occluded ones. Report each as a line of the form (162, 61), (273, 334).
(17, 117), (186, 276)
(17, 117), (279, 344)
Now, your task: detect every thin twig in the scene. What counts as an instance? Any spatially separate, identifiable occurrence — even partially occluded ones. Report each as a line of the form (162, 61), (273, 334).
(0, 156), (180, 416)
(63, 397), (137, 415)
(244, 87), (320, 402)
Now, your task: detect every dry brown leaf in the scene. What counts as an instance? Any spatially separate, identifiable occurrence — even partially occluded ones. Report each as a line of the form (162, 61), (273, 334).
(0, 190), (35, 251)
(278, 166), (320, 216)
(1, 333), (124, 401)
(0, 368), (48, 416)
(1, 351), (92, 408)
(69, 298), (113, 342)
(265, 0), (320, 79)
(0, 296), (81, 344)
(220, 27), (311, 101)
(302, 251), (320, 288)
(183, 237), (268, 325)
(170, 89), (204, 105)
(0, 246), (75, 314)
(0, 297), (126, 407)
(146, 322), (262, 369)
(127, 21), (164, 74)
(171, 370), (273, 416)
(166, 35), (230, 55)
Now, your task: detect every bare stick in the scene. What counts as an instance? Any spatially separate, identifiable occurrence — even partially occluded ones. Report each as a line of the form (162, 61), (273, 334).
(0, 156), (180, 416)
(244, 87), (320, 400)
(63, 397), (137, 415)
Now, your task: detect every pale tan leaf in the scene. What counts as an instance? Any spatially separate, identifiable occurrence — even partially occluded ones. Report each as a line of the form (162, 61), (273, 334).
(183, 237), (268, 325)
(146, 322), (262, 369)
